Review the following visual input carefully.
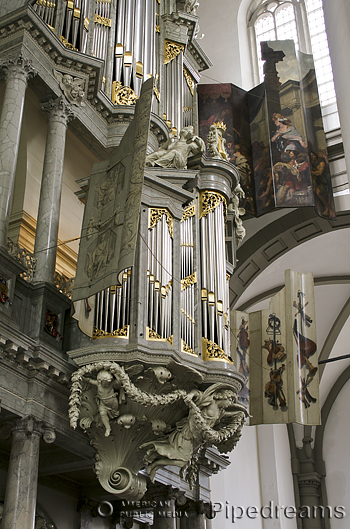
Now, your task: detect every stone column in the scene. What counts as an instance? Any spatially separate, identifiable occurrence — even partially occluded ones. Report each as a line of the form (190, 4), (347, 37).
(34, 98), (74, 283)
(2, 416), (55, 529)
(0, 55), (35, 248)
(152, 498), (176, 529)
(180, 501), (206, 529)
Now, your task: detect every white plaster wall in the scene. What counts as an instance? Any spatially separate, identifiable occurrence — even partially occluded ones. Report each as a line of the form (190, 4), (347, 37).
(210, 425), (263, 529)
(197, 0), (243, 87)
(256, 424), (297, 529)
(198, 0), (256, 90)
(323, 378), (350, 526)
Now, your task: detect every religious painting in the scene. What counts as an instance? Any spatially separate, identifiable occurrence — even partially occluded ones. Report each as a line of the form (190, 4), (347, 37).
(261, 40), (314, 209)
(247, 83), (275, 216)
(197, 83), (256, 215)
(298, 51), (336, 219)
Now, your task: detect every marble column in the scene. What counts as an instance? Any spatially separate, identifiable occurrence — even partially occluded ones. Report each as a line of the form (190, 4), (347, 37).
(34, 98), (74, 283)
(2, 416), (55, 529)
(180, 502), (206, 529)
(0, 55), (35, 248)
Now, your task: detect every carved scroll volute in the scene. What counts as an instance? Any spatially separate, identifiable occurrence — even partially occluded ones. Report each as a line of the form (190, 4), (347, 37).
(68, 361), (247, 498)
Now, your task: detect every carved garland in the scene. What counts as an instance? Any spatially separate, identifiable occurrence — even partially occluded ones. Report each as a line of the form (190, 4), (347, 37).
(69, 361), (187, 429)
(200, 191), (227, 220)
(186, 396), (247, 446)
(148, 208), (174, 238)
(164, 40), (185, 65)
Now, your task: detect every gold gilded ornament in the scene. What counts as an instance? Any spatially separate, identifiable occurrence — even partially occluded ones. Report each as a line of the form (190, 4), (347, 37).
(183, 67), (195, 96)
(112, 81), (139, 106)
(164, 40), (185, 65)
(149, 208), (174, 238)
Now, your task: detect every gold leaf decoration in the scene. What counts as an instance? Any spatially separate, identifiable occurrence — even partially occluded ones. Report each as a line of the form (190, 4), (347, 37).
(202, 337), (234, 364)
(112, 81), (139, 106)
(149, 208), (174, 238)
(200, 191), (227, 219)
(181, 204), (195, 221)
(93, 325), (129, 339)
(164, 40), (185, 65)
(183, 67), (194, 96)
(181, 272), (197, 291)
(181, 340), (197, 356)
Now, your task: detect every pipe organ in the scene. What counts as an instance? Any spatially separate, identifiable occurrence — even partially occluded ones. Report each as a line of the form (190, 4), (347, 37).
(146, 209), (173, 342)
(90, 183), (236, 366)
(93, 268), (132, 338)
(34, 0), (200, 128)
(180, 204), (196, 355)
(35, 0), (235, 362)
(199, 192), (231, 361)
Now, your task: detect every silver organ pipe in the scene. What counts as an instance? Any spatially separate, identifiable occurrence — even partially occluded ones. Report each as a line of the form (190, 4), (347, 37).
(134, 0), (145, 95)
(200, 194), (230, 357)
(114, 0), (125, 83)
(93, 268), (132, 338)
(112, 0), (156, 95)
(146, 209), (173, 340)
(164, 51), (185, 134)
(143, 1), (153, 80)
(176, 54), (183, 135)
(123, 0), (135, 88)
(180, 206), (195, 354)
(183, 66), (195, 128)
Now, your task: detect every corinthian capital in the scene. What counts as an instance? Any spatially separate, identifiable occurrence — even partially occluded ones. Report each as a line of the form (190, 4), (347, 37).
(40, 97), (75, 126)
(0, 54), (36, 83)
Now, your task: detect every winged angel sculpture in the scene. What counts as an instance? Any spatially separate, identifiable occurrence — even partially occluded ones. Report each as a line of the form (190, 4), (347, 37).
(69, 361), (248, 489)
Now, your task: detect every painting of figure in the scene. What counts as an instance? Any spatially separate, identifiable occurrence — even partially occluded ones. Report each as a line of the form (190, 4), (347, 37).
(197, 83), (256, 215)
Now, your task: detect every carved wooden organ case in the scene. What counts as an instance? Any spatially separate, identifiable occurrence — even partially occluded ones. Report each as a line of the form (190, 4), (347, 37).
(65, 0), (246, 502)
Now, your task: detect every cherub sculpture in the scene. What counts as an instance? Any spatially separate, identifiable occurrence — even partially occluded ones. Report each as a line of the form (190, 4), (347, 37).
(145, 126), (205, 169)
(54, 71), (86, 106)
(141, 384), (247, 482)
(83, 369), (124, 437)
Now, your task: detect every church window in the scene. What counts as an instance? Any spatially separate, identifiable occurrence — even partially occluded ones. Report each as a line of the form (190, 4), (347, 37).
(250, 0), (336, 108)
